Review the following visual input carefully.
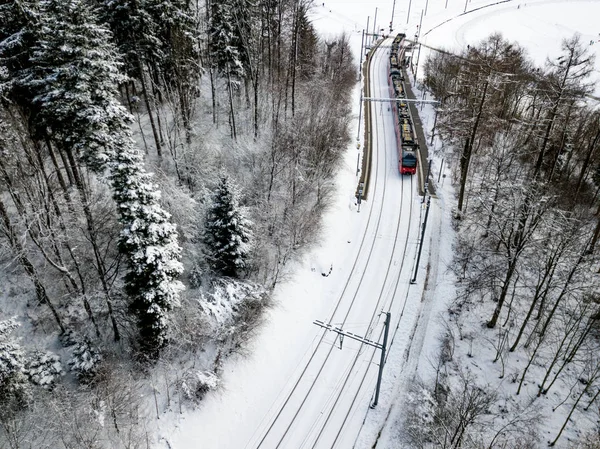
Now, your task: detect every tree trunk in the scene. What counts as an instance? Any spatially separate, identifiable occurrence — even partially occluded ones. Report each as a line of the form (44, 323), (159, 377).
(487, 253), (518, 328)
(0, 198), (65, 333)
(64, 146), (121, 341)
(227, 69), (237, 140)
(458, 79), (489, 213)
(574, 123), (600, 199)
(138, 59), (162, 158)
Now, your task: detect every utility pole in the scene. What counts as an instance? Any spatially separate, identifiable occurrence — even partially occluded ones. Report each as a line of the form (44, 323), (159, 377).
(313, 312), (391, 409)
(411, 196), (431, 283)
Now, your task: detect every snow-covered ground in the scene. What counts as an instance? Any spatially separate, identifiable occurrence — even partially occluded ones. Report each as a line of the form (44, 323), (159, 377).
(162, 1), (600, 448)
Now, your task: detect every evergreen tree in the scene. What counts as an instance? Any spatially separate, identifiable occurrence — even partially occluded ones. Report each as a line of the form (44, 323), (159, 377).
(204, 175), (253, 277)
(0, 0), (39, 80)
(98, 0), (161, 80)
(19, 0), (128, 171)
(208, 0), (247, 79)
(0, 319), (29, 417)
(24, 350), (64, 389)
(99, 0), (200, 87)
(112, 140), (184, 357)
(14, 0), (184, 358)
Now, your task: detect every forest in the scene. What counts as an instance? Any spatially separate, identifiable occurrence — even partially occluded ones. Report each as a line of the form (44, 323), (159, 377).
(405, 33), (600, 448)
(0, 0), (356, 446)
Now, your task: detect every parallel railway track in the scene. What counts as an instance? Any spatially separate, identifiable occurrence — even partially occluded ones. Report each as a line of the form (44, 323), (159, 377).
(248, 39), (419, 449)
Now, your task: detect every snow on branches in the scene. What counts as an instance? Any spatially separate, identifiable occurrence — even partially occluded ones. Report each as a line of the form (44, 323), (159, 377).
(0, 319), (29, 414)
(203, 174), (253, 278)
(9, 0), (185, 358)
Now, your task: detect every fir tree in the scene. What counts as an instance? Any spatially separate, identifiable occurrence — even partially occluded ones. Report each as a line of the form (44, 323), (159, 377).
(204, 175), (253, 277)
(24, 350), (64, 389)
(112, 140), (184, 357)
(98, 0), (161, 80)
(0, 0), (39, 79)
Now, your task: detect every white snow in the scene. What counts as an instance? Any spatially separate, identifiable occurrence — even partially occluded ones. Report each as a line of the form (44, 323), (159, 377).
(160, 1), (600, 448)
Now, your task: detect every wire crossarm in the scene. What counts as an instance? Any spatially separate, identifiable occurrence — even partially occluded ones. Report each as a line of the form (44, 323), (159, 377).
(313, 320), (383, 350)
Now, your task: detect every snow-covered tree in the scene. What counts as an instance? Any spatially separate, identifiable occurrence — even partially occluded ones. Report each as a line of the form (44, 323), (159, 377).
(204, 175), (253, 277)
(0, 1), (39, 84)
(208, 0), (247, 79)
(19, 0), (128, 171)
(68, 337), (102, 383)
(24, 350), (64, 389)
(113, 144), (185, 357)
(12, 0), (184, 358)
(99, 0), (201, 146)
(0, 319), (29, 416)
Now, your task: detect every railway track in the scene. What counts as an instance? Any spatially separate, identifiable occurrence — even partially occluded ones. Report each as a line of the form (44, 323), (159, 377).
(247, 39), (419, 449)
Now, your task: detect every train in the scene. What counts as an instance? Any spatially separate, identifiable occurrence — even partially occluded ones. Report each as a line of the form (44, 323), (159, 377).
(388, 33), (418, 176)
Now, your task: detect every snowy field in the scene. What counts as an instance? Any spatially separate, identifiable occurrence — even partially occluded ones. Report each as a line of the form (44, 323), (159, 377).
(163, 1), (599, 448)
(314, 0), (600, 95)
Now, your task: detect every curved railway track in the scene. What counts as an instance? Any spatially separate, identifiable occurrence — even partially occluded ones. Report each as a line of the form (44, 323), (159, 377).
(248, 39), (419, 449)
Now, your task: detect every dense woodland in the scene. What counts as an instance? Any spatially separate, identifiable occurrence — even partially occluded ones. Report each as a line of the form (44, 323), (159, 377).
(0, 0), (356, 446)
(409, 34), (600, 447)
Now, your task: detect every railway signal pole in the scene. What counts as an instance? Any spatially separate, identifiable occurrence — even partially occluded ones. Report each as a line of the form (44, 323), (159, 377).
(313, 312), (391, 408)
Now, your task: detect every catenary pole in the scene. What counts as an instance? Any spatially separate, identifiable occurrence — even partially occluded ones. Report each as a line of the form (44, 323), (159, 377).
(313, 313), (391, 409)
(373, 7), (378, 41)
(371, 312), (391, 408)
(411, 196), (431, 283)
(358, 29), (365, 79)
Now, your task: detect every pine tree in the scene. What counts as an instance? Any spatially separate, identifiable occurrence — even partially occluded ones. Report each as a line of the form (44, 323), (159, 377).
(98, 0), (161, 80)
(0, 1), (39, 79)
(204, 175), (253, 277)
